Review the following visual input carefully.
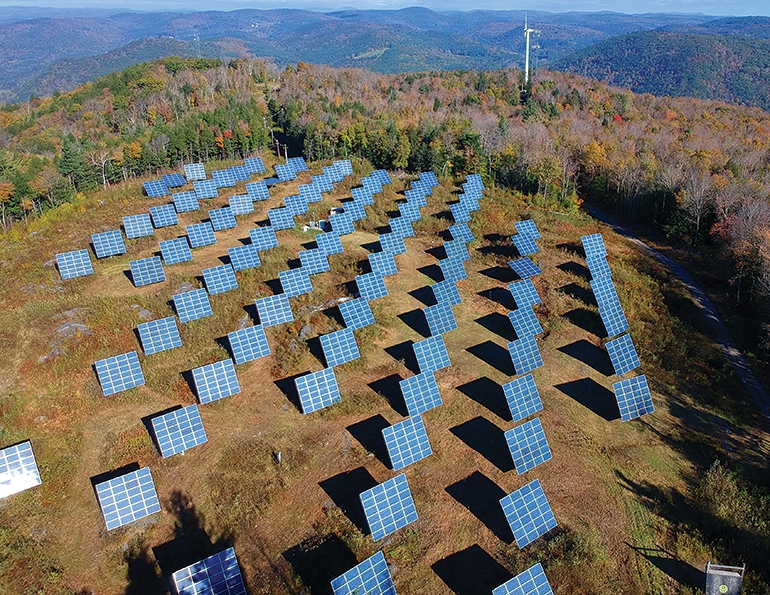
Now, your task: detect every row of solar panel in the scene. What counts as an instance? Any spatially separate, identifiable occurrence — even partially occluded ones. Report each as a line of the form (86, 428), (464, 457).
(142, 158), (267, 198)
(511, 218), (541, 257)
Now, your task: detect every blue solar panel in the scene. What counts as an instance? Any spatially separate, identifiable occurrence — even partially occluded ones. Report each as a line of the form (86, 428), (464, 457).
(229, 165), (251, 182)
(229, 194), (254, 216)
(515, 219), (541, 239)
(424, 301), (458, 336)
(493, 563), (553, 595)
(208, 207), (237, 231)
(283, 195), (308, 217)
(324, 165), (344, 183)
(192, 359), (241, 404)
(448, 223), (474, 244)
(255, 293), (293, 327)
(398, 202), (421, 222)
(331, 551), (396, 595)
(383, 415), (432, 471)
(444, 239), (470, 261)
(507, 335), (543, 375)
(351, 186), (374, 205)
(296, 367), (341, 414)
(505, 417), (552, 474)
(613, 374), (655, 421)
(320, 328), (360, 367)
(439, 256), (467, 282)
(459, 193), (480, 212)
(338, 298), (375, 330)
(172, 547), (247, 595)
(194, 180), (219, 199)
(129, 256), (166, 287)
(288, 156), (309, 172)
(137, 316), (182, 355)
(411, 180), (432, 196)
(94, 467), (161, 530)
(509, 258), (541, 279)
(279, 268), (313, 297)
(275, 163), (297, 182)
(123, 213), (154, 239)
(299, 249), (330, 274)
(389, 216), (414, 239)
(356, 272), (388, 301)
(203, 264), (239, 295)
(244, 157), (266, 174)
(400, 372), (442, 417)
(590, 276), (620, 308)
(150, 203), (179, 228)
(606, 333), (641, 376)
(379, 232), (406, 255)
(362, 177), (383, 194)
(369, 251), (398, 277)
(249, 227), (279, 251)
(586, 254), (612, 279)
(343, 200), (366, 222)
(360, 474), (418, 541)
(503, 374), (543, 423)
(413, 335), (450, 373)
(173, 289), (213, 323)
(212, 169), (236, 188)
(329, 213), (355, 236)
(245, 181), (270, 201)
(404, 188), (427, 207)
(92, 230), (126, 258)
(299, 184), (323, 203)
(431, 280), (462, 306)
(418, 171), (439, 187)
(94, 351), (145, 396)
(508, 279), (541, 308)
(144, 180), (168, 198)
(316, 231), (344, 255)
(162, 173), (187, 188)
(56, 249), (94, 280)
(512, 234), (540, 256)
(0, 441), (42, 498)
(336, 159), (353, 176)
(173, 191), (200, 213)
(581, 233), (607, 257)
(151, 404), (207, 458)
(465, 173), (484, 189)
(186, 222), (217, 248)
(500, 479), (557, 548)
(228, 244), (261, 271)
(228, 325), (270, 364)
(599, 302), (629, 337)
(371, 169), (392, 185)
(507, 307), (543, 337)
(159, 237), (193, 265)
(268, 207), (295, 230)
(312, 175), (333, 192)
(184, 163), (207, 181)
(450, 202), (471, 223)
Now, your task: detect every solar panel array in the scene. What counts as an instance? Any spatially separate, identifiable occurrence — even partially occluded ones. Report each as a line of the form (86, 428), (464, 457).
(586, 254), (612, 280)
(202, 264), (239, 295)
(400, 372), (442, 417)
(380, 232), (406, 255)
(173, 191), (200, 213)
(208, 207), (237, 231)
(360, 473), (418, 540)
(439, 256), (467, 283)
(508, 280), (541, 308)
(56, 249), (94, 280)
(92, 230), (126, 258)
(413, 335), (451, 373)
(255, 293), (293, 327)
(356, 272), (388, 301)
(338, 298), (375, 330)
(509, 258), (542, 279)
(94, 467), (161, 530)
(228, 325), (270, 364)
(246, 181), (270, 201)
(279, 268), (313, 297)
(144, 180), (168, 198)
(228, 244), (261, 271)
(515, 219), (541, 240)
(172, 547), (247, 595)
(316, 231), (344, 255)
(606, 333), (641, 376)
(320, 328), (360, 367)
(383, 415), (432, 471)
(424, 301), (458, 336)
(244, 157), (266, 173)
(444, 239), (470, 262)
(343, 201), (366, 222)
(268, 207), (295, 230)
(186, 222), (217, 248)
(159, 237), (193, 265)
(431, 280), (461, 306)
(192, 359), (241, 404)
(150, 203), (179, 228)
(174, 289), (213, 323)
(183, 163), (206, 181)
(500, 478), (558, 548)
(505, 417), (553, 474)
(0, 441), (42, 499)
(151, 405), (207, 458)
(249, 227), (279, 251)
(194, 180), (219, 200)
(507, 335), (544, 376)
(581, 233), (607, 257)
(448, 223), (474, 244)
(137, 316), (183, 355)
(613, 374), (655, 421)
(296, 367), (341, 414)
(503, 374), (544, 423)
(284, 194), (308, 217)
(450, 202), (471, 223)
(329, 213), (355, 236)
(162, 173), (187, 188)
(508, 307), (543, 338)
(275, 163), (296, 182)
(369, 251), (398, 277)
(512, 234), (540, 257)
(129, 256), (166, 287)
(493, 563), (554, 595)
(299, 248), (330, 274)
(331, 551), (396, 595)
(212, 169), (235, 188)
(94, 351), (146, 396)
(389, 216), (414, 239)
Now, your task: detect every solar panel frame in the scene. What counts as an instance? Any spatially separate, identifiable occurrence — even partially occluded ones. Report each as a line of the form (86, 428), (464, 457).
(94, 467), (161, 531)
(605, 333), (641, 376)
(208, 207), (237, 232)
(509, 258), (542, 279)
(599, 301), (630, 337)
(0, 441), (42, 499)
(212, 169), (236, 188)
(173, 289), (213, 323)
(183, 163), (207, 181)
(255, 293), (293, 327)
(400, 371), (442, 417)
(356, 272), (388, 301)
(450, 202), (471, 223)
(149, 203), (179, 228)
(503, 374), (544, 423)
(320, 328), (360, 367)
(338, 298), (375, 330)
(413, 335), (451, 373)
(613, 374), (655, 421)
(507, 307), (543, 337)
(360, 473), (418, 541)
(228, 194), (254, 216)
(173, 191), (200, 213)
(92, 229), (126, 258)
(192, 359), (241, 404)
(383, 415), (432, 471)
(296, 367), (341, 414)
(379, 232), (406, 255)
(514, 219), (541, 239)
(507, 335), (544, 375)
(267, 207), (295, 230)
(151, 404), (207, 458)
(508, 279), (541, 308)
(123, 213), (155, 239)
(431, 280), (462, 306)
(193, 180), (219, 200)
(186, 222), (217, 248)
(439, 256), (467, 283)
(448, 223), (475, 244)
(330, 550), (396, 595)
(500, 478), (558, 548)
(244, 157), (266, 174)
(316, 231), (344, 256)
(586, 254), (612, 279)
(129, 256), (166, 287)
(369, 251), (398, 277)
(94, 351), (145, 396)
(279, 268), (313, 297)
(137, 316), (183, 355)
(245, 181), (270, 201)
(228, 244), (261, 271)
(581, 233), (607, 257)
(329, 213), (355, 236)
(299, 249), (330, 275)
(493, 563), (554, 595)
(56, 249), (94, 280)
(144, 180), (168, 198)
(159, 237), (193, 266)
(162, 173), (187, 188)
(249, 227), (279, 251)
(444, 239), (470, 262)
(505, 417), (553, 475)
(424, 301), (458, 336)
(228, 325), (270, 364)
(172, 547), (247, 595)
(512, 234), (540, 256)
(202, 264), (239, 295)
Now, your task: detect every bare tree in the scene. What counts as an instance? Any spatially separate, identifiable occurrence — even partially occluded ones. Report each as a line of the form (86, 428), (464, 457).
(680, 166), (714, 246)
(87, 149), (113, 190)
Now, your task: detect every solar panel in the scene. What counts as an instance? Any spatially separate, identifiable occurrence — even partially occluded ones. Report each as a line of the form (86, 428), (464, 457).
(585, 254), (611, 280)
(208, 207), (237, 231)
(320, 328), (360, 367)
(192, 359), (241, 404)
(228, 325), (270, 364)
(508, 258), (541, 279)
(316, 231), (344, 256)
(245, 181), (270, 201)
(338, 298), (375, 330)
(0, 441), (42, 499)
(244, 157), (266, 174)
(503, 374), (543, 423)
(202, 264), (239, 295)
(312, 175), (333, 192)
(424, 301), (458, 336)
(418, 171), (439, 187)
(362, 177), (383, 194)
(360, 473), (418, 540)
(351, 186), (374, 205)
(329, 213), (355, 236)
(184, 163), (207, 181)
(144, 180), (168, 198)
(404, 189), (427, 207)
(288, 156), (309, 172)
(331, 550), (396, 595)
(459, 193), (480, 212)
(129, 256), (166, 287)
(463, 185), (483, 200)
(150, 203), (179, 228)
(172, 547), (247, 595)
(413, 335), (450, 373)
(137, 316), (183, 355)
(229, 194), (254, 216)
(450, 202), (471, 223)
(444, 239), (470, 262)
(255, 293), (293, 327)
(324, 165), (344, 183)
(56, 249), (94, 280)
(515, 219), (541, 239)
(229, 165), (251, 182)
(500, 479), (558, 548)
(371, 169), (392, 185)
(398, 202), (421, 222)
(268, 207), (295, 230)
(162, 173), (187, 188)
(159, 237), (193, 266)
(212, 169), (236, 188)
(400, 372), (442, 417)
(369, 251), (398, 277)
(249, 227), (279, 251)
(285, 194), (309, 217)
(356, 272), (388, 301)
(590, 276), (620, 308)
(508, 279), (541, 308)
(505, 417), (552, 474)
(279, 268), (313, 297)
(383, 415), (432, 471)
(92, 230), (126, 258)
(466, 173), (484, 189)
(389, 216), (414, 239)
(186, 222), (217, 248)
(379, 232), (406, 255)
(613, 374), (654, 421)
(228, 244), (261, 271)
(94, 467), (161, 530)
(173, 289), (213, 323)
(94, 351), (145, 396)
(123, 213), (154, 239)
(299, 249), (330, 275)
(507, 335), (544, 375)
(581, 233), (607, 257)
(448, 223), (474, 244)
(599, 302), (629, 337)
(335, 159), (353, 176)
(299, 184), (323, 203)
(151, 404), (207, 458)
(296, 367), (341, 414)
(507, 307), (543, 337)
(275, 163), (297, 182)
(439, 256), (467, 282)
(431, 280), (462, 306)
(193, 180), (218, 199)
(173, 191), (200, 213)
(343, 200), (366, 222)
(493, 563), (553, 595)
(411, 180), (432, 196)
(605, 333), (641, 376)
(512, 234), (540, 256)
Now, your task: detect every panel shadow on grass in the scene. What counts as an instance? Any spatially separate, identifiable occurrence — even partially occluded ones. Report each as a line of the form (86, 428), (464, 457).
(347, 415), (391, 467)
(466, 341), (516, 376)
(368, 374), (408, 417)
(384, 340), (419, 374)
(456, 377), (511, 422)
(557, 260), (591, 281)
(432, 544), (512, 595)
(558, 339), (614, 376)
(283, 534), (357, 595)
(398, 309), (431, 338)
(446, 471), (514, 543)
(559, 282), (596, 306)
(408, 286), (437, 307)
(475, 312), (517, 342)
(274, 372), (311, 412)
(477, 287), (518, 311)
(479, 266), (518, 283)
(555, 378), (620, 421)
(305, 336), (327, 367)
(450, 416), (514, 472)
(417, 264), (444, 283)
(556, 242), (584, 258)
(319, 468), (378, 534)
(426, 245), (448, 260)
(562, 308), (605, 337)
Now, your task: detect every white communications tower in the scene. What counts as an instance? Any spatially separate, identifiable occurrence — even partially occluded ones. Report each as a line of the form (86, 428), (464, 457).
(524, 15), (540, 84)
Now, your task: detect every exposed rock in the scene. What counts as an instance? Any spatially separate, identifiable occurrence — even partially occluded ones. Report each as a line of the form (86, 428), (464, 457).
(130, 304), (154, 321)
(236, 314), (251, 330)
(175, 281), (196, 295)
(298, 324), (313, 341)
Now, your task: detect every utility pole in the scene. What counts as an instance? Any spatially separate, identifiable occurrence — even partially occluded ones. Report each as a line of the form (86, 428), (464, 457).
(524, 14), (540, 84)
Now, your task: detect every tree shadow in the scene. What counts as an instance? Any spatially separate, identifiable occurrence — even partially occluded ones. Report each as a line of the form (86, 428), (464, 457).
(466, 341), (516, 376)
(450, 416), (513, 472)
(558, 339), (614, 376)
(368, 374), (408, 416)
(555, 378), (620, 421)
(432, 544), (512, 595)
(384, 340), (419, 374)
(445, 472), (514, 543)
(318, 468), (378, 534)
(559, 282), (596, 306)
(557, 261), (591, 281)
(475, 312), (517, 342)
(283, 534), (358, 595)
(124, 540), (165, 595)
(417, 264), (444, 283)
(477, 287), (518, 311)
(456, 377), (512, 422)
(408, 286), (437, 307)
(626, 543), (705, 589)
(347, 415), (391, 467)
(562, 308), (605, 337)
(479, 266), (518, 283)
(398, 309), (431, 338)
(274, 371), (312, 412)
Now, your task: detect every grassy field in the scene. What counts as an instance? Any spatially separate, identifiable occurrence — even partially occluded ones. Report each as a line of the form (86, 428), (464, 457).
(0, 158), (768, 595)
